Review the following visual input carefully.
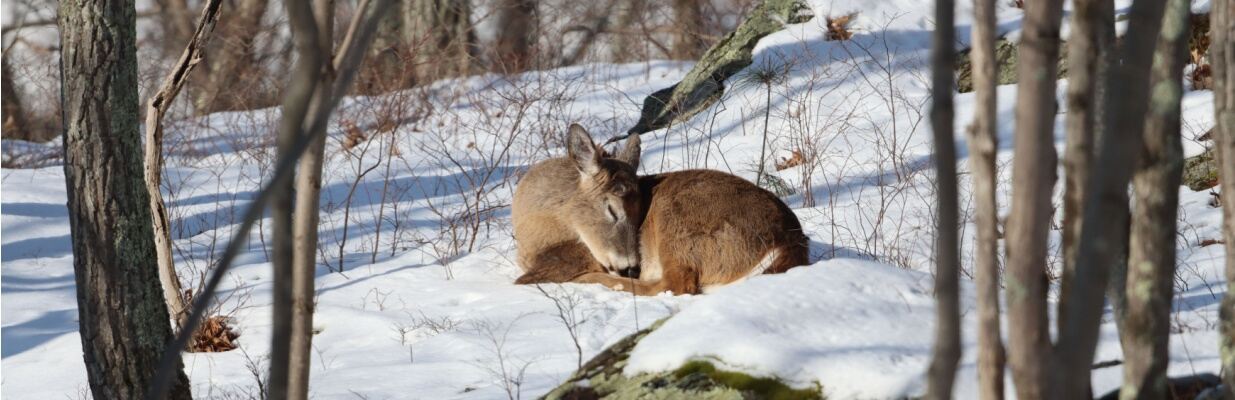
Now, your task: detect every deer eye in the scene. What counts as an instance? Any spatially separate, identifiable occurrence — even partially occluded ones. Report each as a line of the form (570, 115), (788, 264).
(612, 183), (628, 196)
(606, 204), (619, 222)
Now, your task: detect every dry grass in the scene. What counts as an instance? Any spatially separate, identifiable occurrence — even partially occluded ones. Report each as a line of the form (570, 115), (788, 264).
(825, 13), (857, 41)
(189, 315), (240, 353)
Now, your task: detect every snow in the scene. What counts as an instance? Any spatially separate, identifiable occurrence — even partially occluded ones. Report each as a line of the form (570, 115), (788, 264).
(626, 259), (939, 398)
(2, 0), (1229, 398)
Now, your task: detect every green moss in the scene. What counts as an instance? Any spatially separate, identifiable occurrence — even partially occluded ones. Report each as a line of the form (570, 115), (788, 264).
(542, 320), (825, 400)
(672, 361), (823, 400)
(1183, 148), (1218, 191)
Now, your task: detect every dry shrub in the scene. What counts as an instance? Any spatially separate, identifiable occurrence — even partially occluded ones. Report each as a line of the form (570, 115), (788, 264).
(190, 315), (240, 352)
(775, 149), (806, 171)
(826, 13), (857, 41)
(1188, 13), (1213, 90)
(341, 119), (369, 151)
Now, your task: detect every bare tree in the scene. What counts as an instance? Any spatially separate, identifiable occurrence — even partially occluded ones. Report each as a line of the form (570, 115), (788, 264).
(1057, 0), (1114, 338)
(671, 0), (706, 59)
(266, 0), (324, 395)
(491, 0), (537, 73)
(1055, 0), (1169, 395)
(148, 0), (394, 396)
(145, 0), (225, 332)
(194, 0), (272, 113)
(409, 0), (478, 83)
(968, 0), (1004, 397)
(1003, 0), (1064, 397)
(1, 56), (30, 140)
(925, 0), (960, 395)
(58, 0), (192, 397)
(1121, 0), (1189, 397)
(288, 0), (335, 397)
(1211, 0), (1235, 394)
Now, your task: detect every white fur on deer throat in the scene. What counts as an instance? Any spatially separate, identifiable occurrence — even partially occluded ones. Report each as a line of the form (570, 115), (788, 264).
(701, 249), (780, 294)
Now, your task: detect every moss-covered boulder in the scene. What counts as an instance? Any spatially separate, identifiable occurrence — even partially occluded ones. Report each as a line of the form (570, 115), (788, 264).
(542, 320), (823, 400)
(955, 38), (1069, 93)
(625, 0), (813, 136)
(1184, 148), (1218, 191)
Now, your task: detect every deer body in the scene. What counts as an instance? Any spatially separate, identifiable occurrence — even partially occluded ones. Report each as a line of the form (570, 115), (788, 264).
(513, 125), (809, 295)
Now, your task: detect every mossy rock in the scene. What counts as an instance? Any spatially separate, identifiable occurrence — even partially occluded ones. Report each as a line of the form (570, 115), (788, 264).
(955, 38), (1069, 93)
(542, 320), (823, 400)
(627, 0), (813, 135)
(1183, 148), (1218, 191)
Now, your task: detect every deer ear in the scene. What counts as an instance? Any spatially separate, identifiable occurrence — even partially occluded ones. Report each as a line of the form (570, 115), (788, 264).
(616, 134), (641, 170)
(567, 124), (600, 175)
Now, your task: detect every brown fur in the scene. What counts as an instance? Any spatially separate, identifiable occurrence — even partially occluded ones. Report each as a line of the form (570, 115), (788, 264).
(513, 126), (810, 295)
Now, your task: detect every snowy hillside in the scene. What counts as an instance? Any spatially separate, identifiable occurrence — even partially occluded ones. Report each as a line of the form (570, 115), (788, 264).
(2, 0), (1228, 398)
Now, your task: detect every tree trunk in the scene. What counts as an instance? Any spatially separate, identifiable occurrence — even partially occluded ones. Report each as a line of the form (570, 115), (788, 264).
(609, 0), (647, 62)
(1210, 0), (1235, 394)
(268, 2), (325, 398)
(413, 0), (477, 82)
(491, 0), (536, 73)
(154, 0), (195, 57)
(1003, 0), (1064, 397)
(925, 0), (960, 396)
(145, 0), (226, 334)
(1055, 0), (1170, 395)
(58, 0), (192, 397)
(1121, 0), (1189, 397)
(671, 0), (706, 59)
(1, 55), (31, 141)
(287, 1), (334, 398)
(1058, 0), (1114, 339)
(969, 0), (1005, 397)
(195, 0), (271, 113)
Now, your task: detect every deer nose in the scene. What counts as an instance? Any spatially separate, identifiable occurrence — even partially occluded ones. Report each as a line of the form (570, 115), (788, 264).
(617, 266), (640, 279)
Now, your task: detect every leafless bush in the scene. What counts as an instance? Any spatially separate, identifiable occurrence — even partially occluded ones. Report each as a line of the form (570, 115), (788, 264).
(469, 314), (535, 400)
(533, 284), (593, 369)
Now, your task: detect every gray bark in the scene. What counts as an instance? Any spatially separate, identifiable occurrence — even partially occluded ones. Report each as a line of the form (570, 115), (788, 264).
(1121, 0), (1189, 397)
(145, 0), (225, 333)
(1056, 0), (1169, 395)
(268, 1), (325, 397)
(1058, 0), (1114, 339)
(925, 0), (960, 395)
(58, 0), (192, 397)
(195, 0), (271, 113)
(623, 0), (812, 137)
(1211, 0), (1235, 394)
(1003, 0), (1064, 397)
(968, 0), (1005, 397)
(491, 0), (537, 73)
(671, 0), (706, 60)
(287, 0), (334, 398)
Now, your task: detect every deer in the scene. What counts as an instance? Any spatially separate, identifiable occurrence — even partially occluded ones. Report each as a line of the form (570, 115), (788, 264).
(512, 123), (810, 295)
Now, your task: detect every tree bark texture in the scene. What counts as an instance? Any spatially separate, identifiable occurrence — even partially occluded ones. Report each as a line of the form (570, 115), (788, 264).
(194, 0), (271, 113)
(1121, 0), (1189, 397)
(1210, 0), (1235, 395)
(671, 0), (706, 60)
(491, 0), (537, 73)
(968, 0), (1005, 397)
(1056, 0), (1169, 395)
(1003, 0), (1064, 397)
(58, 0), (192, 397)
(145, 0), (226, 333)
(926, 0), (961, 396)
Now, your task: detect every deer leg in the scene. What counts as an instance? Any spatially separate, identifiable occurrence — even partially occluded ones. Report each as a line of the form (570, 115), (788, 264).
(572, 272), (668, 295)
(515, 241), (603, 284)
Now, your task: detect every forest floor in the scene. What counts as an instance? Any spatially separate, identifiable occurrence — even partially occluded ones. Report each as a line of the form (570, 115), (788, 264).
(1, 0), (1228, 398)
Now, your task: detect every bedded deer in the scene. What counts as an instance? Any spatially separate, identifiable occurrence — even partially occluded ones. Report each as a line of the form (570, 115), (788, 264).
(512, 124), (809, 295)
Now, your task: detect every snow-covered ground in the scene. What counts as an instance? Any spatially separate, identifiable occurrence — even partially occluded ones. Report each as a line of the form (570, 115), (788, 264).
(2, 0), (1228, 398)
